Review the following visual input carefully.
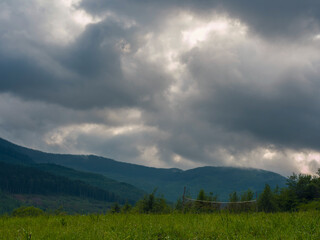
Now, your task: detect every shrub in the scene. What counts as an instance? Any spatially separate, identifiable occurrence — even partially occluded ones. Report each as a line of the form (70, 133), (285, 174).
(12, 206), (44, 217)
(298, 200), (320, 211)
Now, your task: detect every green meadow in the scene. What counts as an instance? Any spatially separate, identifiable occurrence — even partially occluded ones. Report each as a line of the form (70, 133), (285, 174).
(1, 211), (319, 240)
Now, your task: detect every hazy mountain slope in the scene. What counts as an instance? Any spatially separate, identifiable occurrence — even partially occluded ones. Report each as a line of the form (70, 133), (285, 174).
(0, 138), (145, 203)
(0, 137), (287, 201)
(161, 166), (287, 201)
(28, 154), (286, 201)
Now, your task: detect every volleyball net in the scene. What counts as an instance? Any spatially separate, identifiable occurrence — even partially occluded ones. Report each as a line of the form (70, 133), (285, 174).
(184, 197), (257, 204)
(181, 188), (258, 212)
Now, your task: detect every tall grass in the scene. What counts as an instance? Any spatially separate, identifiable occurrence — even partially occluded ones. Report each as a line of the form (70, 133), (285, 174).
(0, 211), (319, 239)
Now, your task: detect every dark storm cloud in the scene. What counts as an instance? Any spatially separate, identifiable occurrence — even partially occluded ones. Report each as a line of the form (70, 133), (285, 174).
(221, 0), (320, 38)
(80, 0), (320, 38)
(174, 38), (320, 153)
(207, 76), (320, 150)
(0, 13), (170, 110)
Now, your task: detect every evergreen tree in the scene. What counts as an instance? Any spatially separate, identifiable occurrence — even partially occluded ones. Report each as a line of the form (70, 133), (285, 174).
(229, 192), (239, 202)
(240, 189), (254, 201)
(135, 189), (170, 213)
(258, 184), (278, 212)
(110, 202), (121, 214)
(276, 188), (298, 211)
(197, 189), (206, 201)
(175, 198), (183, 212)
(228, 191), (240, 212)
(194, 189), (206, 212)
(121, 201), (132, 213)
(240, 189), (255, 212)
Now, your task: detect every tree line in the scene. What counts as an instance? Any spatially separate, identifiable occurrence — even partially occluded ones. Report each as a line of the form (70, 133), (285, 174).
(110, 168), (320, 214)
(258, 169), (320, 212)
(3, 161), (320, 214)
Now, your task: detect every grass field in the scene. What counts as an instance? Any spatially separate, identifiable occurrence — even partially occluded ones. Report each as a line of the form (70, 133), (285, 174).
(0, 211), (319, 239)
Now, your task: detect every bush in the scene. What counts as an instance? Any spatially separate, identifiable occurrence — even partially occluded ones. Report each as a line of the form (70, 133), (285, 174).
(12, 206), (44, 217)
(298, 200), (320, 211)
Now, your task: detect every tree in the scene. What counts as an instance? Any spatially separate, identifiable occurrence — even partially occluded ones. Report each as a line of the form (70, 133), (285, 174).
(241, 189), (254, 201)
(175, 198), (183, 212)
(229, 192), (239, 202)
(121, 201), (132, 213)
(197, 189), (206, 201)
(193, 189), (220, 213)
(258, 184), (278, 212)
(194, 189), (206, 212)
(276, 188), (298, 211)
(240, 189), (255, 212)
(110, 202), (121, 214)
(228, 192), (240, 212)
(285, 171), (320, 205)
(135, 189), (170, 213)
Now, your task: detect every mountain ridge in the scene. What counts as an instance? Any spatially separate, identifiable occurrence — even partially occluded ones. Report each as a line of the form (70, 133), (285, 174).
(0, 137), (287, 201)
(0, 138), (146, 204)
(0, 137), (285, 176)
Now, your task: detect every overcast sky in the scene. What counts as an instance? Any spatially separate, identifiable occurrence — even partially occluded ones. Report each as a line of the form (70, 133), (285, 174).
(1, 0), (320, 176)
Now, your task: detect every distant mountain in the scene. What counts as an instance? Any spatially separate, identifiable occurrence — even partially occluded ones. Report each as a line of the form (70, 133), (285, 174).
(0, 137), (287, 201)
(0, 161), (130, 213)
(0, 138), (145, 205)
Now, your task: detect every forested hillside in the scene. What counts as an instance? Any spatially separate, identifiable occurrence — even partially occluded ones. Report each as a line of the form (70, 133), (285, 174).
(34, 163), (145, 202)
(0, 137), (287, 201)
(0, 143), (34, 164)
(0, 162), (120, 202)
(0, 138), (145, 204)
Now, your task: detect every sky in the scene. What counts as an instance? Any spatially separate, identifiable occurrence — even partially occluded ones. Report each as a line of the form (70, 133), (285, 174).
(1, 0), (320, 176)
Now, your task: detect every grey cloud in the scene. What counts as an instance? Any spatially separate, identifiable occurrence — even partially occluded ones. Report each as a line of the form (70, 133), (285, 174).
(176, 37), (320, 152)
(66, 132), (142, 162)
(0, 94), (159, 164)
(220, 0), (320, 38)
(80, 0), (320, 39)
(308, 160), (320, 174)
(0, 15), (170, 110)
(1, 0), (320, 176)
(132, 26), (320, 173)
